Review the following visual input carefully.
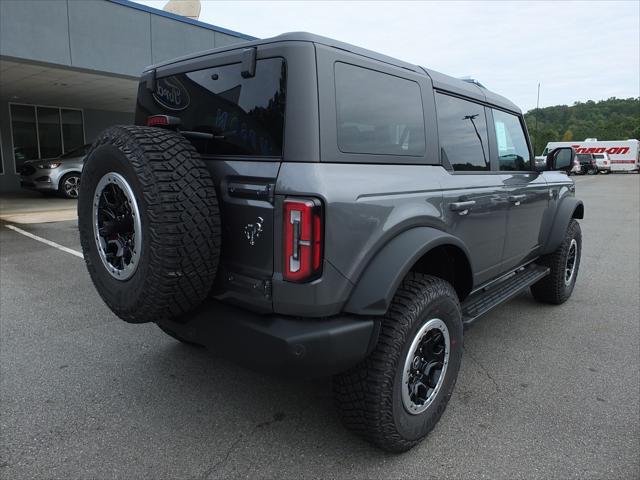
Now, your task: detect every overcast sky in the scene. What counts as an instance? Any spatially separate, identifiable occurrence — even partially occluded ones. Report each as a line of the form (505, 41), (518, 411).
(134, 0), (639, 112)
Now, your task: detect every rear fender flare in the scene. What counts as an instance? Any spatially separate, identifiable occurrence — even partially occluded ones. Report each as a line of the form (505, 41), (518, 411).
(344, 227), (472, 316)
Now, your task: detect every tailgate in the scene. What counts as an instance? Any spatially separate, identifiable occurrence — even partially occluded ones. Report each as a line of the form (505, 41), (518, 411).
(135, 52), (287, 312)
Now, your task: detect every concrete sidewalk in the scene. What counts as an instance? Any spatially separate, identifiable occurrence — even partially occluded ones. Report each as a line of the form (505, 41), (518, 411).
(0, 192), (77, 224)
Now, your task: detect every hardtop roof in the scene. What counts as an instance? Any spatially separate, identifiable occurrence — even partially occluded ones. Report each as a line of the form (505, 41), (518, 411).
(149, 31), (521, 114)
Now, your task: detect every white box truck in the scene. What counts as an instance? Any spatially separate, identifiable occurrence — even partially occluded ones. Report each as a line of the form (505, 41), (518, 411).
(537, 139), (639, 172)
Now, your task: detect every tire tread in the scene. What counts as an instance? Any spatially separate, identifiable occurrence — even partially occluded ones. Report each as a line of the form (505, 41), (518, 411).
(531, 219), (581, 304)
(79, 126), (221, 323)
(334, 273), (462, 452)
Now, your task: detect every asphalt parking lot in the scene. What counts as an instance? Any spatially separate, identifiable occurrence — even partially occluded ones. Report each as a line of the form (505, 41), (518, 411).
(1, 174), (638, 479)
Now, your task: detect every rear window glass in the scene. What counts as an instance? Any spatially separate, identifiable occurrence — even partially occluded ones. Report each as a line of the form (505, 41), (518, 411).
(141, 58), (286, 157)
(577, 154), (591, 160)
(334, 62), (425, 156)
(435, 93), (489, 171)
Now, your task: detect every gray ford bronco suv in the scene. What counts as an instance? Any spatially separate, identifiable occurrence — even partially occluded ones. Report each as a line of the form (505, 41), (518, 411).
(78, 33), (583, 452)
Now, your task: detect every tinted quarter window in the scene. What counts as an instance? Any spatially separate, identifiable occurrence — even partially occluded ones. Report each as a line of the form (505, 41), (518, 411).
(335, 62), (425, 156)
(138, 58), (286, 157)
(492, 109), (531, 171)
(435, 93), (489, 171)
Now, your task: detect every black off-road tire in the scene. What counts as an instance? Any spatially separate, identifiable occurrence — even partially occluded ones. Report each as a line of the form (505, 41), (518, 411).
(333, 274), (463, 452)
(78, 126), (221, 324)
(531, 219), (581, 305)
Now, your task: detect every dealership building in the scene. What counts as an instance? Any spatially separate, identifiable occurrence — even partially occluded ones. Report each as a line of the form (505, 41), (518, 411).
(0, 0), (253, 192)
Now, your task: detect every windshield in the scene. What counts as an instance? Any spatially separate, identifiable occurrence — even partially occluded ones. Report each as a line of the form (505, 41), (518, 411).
(60, 144), (90, 159)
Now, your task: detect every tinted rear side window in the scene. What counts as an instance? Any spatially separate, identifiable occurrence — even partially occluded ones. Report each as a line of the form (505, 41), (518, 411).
(435, 93), (489, 171)
(335, 62), (425, 156)
(138, 58), (286, 157)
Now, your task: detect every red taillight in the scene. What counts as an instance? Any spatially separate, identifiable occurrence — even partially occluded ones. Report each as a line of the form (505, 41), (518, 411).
(146, 115), (169, 126)
(283, 198), (323, 282)
(146, 115), (181, 127)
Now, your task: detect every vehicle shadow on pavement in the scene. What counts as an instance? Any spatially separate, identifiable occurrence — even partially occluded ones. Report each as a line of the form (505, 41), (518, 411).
(103, 297), (547, 479)
(114, 337), (408, 477)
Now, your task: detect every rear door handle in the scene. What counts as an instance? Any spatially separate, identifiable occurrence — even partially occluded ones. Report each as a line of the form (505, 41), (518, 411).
(450, 200), (476, 213)
(508, 194), (526, 204)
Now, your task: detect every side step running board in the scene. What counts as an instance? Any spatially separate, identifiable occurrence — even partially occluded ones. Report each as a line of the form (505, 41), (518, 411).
(462, 264), (550, 325)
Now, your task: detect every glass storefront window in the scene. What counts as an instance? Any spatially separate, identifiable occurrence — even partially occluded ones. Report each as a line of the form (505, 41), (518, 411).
(37, 107), (63, 159)
(62, 109), (85, 152)
(0, 128), (4, 174)
(10, 104), (84, 170)
(10, 104), (39, 166)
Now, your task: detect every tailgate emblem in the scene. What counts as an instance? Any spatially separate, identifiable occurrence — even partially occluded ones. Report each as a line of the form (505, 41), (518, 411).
(153, 77), (190, 111)
(244, 217), (264, 246)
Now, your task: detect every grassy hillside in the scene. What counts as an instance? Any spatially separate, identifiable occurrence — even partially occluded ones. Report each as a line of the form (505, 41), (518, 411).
(524, 97), (640, 155)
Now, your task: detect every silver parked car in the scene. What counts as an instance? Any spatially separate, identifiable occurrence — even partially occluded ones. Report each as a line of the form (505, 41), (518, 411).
(19, 144), (90, 198)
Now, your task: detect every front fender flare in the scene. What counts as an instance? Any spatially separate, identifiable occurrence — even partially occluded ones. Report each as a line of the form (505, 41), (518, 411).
(541, 197), (584, 255)
(344, 227), (471, 316)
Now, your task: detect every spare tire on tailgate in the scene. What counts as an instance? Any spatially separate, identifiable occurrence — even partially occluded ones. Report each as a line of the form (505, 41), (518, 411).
(78, 126), (221, 323)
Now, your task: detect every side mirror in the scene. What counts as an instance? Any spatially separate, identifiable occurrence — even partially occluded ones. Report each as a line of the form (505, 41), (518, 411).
(546, 147), (575, 173)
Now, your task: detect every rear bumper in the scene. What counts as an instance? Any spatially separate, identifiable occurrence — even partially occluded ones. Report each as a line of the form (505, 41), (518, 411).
(157, 300), (379, 378)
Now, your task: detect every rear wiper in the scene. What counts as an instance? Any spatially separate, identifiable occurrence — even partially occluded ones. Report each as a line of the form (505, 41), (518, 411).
(179, 130), (225, 140)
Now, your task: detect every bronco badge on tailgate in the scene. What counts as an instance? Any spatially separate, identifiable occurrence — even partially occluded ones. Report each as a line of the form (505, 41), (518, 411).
(244, 217), (264, 246)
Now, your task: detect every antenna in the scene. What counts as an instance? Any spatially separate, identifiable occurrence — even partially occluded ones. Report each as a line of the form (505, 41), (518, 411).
(534, 82), (541, 155)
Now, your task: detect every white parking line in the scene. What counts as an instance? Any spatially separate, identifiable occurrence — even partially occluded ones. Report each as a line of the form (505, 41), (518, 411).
(4, 224), (84, 259)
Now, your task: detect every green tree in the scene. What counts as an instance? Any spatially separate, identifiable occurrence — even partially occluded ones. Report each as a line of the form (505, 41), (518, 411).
(561, 130), (573, 141)
(525, 97), (640, 154)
